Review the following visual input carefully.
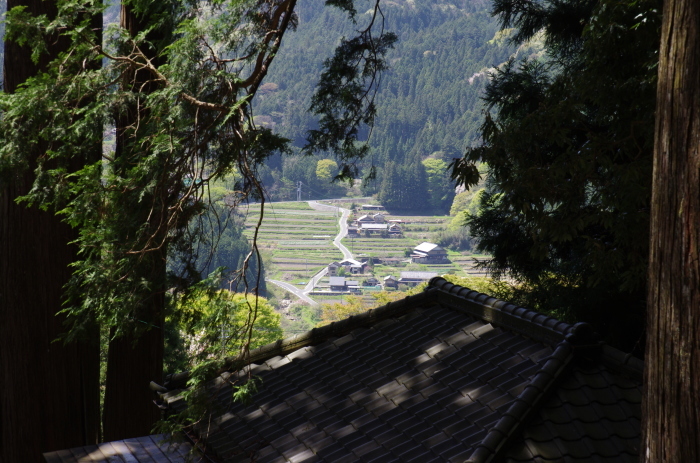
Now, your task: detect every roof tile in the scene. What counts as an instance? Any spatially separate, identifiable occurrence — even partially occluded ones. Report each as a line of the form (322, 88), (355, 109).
(128, 278), (644, 463)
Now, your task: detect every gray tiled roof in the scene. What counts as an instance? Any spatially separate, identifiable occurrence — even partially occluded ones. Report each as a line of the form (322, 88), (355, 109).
(158, 277), (643, 463)
(46, 277), (642, 462)
(167, 306), (552, 462)
(399, 272), (439, 281)
(505, 363), (642, 463)
(42, 435), (194, 463)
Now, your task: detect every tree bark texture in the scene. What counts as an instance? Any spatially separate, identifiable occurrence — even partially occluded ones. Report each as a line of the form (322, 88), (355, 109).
(101, 2), (167, 441)
(643, 0), (700, 461)
(103, 325), (164, 440)
(0, 1), (100, 461)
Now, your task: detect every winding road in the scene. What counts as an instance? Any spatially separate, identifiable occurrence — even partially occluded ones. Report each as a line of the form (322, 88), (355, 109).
(267, 279), (319, 306)
(308, 201), (353, 261)
(267, 200), (354, 306)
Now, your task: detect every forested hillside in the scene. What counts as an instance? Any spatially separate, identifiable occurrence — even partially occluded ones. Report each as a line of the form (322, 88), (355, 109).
(253, 0), (526, 210)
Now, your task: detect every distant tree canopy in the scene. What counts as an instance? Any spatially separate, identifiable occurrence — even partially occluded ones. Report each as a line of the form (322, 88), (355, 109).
(316, 158), (339, 182)
(451, 0), (661, 351)
(422, 158), (456, 214)
(251, 1), (518, 206)
(172, 289), (282, 363)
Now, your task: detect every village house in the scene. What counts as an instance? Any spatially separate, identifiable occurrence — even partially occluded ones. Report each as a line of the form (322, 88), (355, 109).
(360, 223), (389, 235)
(398, 271), (439, 287)
(383, 275), (397, 288)
(388, 223), (402, 235)
(411, 242), (449, 264)
(329, 276), (360, 292)
(339, 258), (366, 274)
(327, 259), (366, 276)
(328, 276), (346, 291)
(356, 214), (376, 224)
(327, 261), (341, 276)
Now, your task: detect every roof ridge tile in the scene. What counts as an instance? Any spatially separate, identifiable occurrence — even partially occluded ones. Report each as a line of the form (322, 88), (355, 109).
(427, 277), (573, 345)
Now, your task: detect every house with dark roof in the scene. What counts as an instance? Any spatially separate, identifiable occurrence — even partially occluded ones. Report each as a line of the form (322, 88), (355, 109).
(383, 275), (398, 288)
(329, 277), (360, 292)
(328, 262), (342, 276)
(388, 223), (402, 236)
(44, 278), (643, 463)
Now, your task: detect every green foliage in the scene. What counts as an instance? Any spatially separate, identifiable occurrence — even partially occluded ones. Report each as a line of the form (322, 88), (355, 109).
(431, 226), (473, 252)
(377, 158), (429, 211)
(281, 303), (323, 334)
(181, 202), (266, 295)
(451, 0), (660, 349)
(421, 157), (456, 214)
(319, 295), (366, 325)
(315, 158), (339, 182)
(450, 188), (485, 217)
(170, 284), (282, 368)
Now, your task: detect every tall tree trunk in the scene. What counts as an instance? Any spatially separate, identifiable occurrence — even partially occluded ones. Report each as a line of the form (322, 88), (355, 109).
(642, 0), (700, 460)
(0, 1), (100, 461)
(101, 2), (168, 441)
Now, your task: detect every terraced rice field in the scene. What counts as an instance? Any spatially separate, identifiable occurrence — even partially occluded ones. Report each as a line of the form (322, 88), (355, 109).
(241, 202), (344, 280)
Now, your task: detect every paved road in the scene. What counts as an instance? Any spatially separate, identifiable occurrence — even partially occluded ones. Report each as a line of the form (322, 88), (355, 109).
(267, 201), (354, 307)
(304, 267), (327, 293)
(308, 201), (353, 261)
(267, 279), (319, 306)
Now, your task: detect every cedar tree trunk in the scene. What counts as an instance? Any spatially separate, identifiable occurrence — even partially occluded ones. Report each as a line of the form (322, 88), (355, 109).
(0, 1), (100, 461)
(101, 2), (167, 441)
(642, 0), (700, 460)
